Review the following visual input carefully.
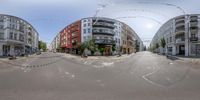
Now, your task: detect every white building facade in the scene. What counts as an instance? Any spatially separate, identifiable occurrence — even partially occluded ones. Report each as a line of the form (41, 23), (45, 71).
(50, 17), (143, 55)
(151, 14), (200, 56)
(0, 14), (39, 56)
(81, 18), (93, 42)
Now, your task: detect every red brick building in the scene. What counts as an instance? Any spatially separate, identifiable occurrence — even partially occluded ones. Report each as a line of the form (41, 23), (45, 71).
(60, 20), (81, 54)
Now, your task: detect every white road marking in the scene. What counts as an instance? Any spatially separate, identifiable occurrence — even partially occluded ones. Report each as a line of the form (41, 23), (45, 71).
(102, 62), (114, 66)
(71, 74), (75, 78)
(142, 64), (166, 88)
(65, 72), (70, 75)
(97, 80), (101, 82)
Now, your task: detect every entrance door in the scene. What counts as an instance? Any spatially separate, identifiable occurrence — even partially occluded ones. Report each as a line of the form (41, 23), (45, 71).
(3, 45), (10, 56)
(179, 45), (185, 55)
(104, 47), (110, 55)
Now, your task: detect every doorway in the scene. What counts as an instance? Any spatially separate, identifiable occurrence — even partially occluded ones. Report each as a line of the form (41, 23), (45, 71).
(179, 45), (185, 55)
(3, 45), (10, 56)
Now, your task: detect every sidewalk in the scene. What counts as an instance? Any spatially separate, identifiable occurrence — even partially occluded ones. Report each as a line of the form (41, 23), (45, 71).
(177, 56), (200, 64)
(61, 52), (135, 61)
(166, 55), (200, 64)
(0, 54), (38, 69)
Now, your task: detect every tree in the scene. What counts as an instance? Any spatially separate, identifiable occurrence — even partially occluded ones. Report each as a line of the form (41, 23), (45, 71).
(160, 37), (166, 48)
(155, 43), (159, 49)
(87, 39), (98, 55)
(78, 39), (98, 56)
(112, 44), (116, 52)
(78, 42), (88, 57)
(98, 48), (104, 56)
(38, 41), (47, 52)
(160, 37), (166, 54)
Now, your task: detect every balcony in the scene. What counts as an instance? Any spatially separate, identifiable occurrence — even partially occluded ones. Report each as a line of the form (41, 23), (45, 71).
(175, 38), (185, 43)
(190, 37), (198, 41)
(93, 22), (115, 29)
(190, 16), (198, 21)
(175, 22), (185, 28)
(190, 21), (198, 27)
(93, 18), (115, 24)
(175, 29), (185, 35)
(175, 17), (185, 23)
(95, 39), (115, 45)
(93, 28), (114, 36)
(190, 29), (198, 34)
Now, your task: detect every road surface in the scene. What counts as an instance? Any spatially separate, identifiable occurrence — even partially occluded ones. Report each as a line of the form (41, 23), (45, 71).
(0, 51), (200, 100)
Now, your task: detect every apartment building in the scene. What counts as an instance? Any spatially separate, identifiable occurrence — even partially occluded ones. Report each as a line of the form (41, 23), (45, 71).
(0, 14), (39, 56)
(60, 20), (81, 54)
(50, 17), (143, 55)
(151, 14), (200, 56)
(50, 33), (60, 52)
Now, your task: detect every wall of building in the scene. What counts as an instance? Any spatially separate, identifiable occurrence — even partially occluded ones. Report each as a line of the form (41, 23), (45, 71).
(81, 18), (93, 42)
(50, 17), (143, 55)
(0, 14), (39, 56)
(151, 14), (200, 57)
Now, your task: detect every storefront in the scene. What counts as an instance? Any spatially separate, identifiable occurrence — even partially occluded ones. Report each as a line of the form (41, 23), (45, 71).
(190, 43), (200, 56)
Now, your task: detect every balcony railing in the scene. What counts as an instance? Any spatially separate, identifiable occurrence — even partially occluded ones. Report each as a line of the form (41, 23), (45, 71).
(190, 29), (198, 34)
(95, 39), (115, 45)
(190, 22), (198, 26)
(93, 22), (115, 29)
(93, 28), (114, 35)
(190, 37), (198, 41)
(175, 22), (185, 28)
(175, 38), (185, 43)
(190, 16), (198, 21)
(93, 18), (115, 24)
(175, 18), (185, 23)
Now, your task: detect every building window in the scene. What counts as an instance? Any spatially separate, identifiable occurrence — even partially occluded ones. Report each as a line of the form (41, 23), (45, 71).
(84, 20), (86, 22)
(0, 19), (3, 22)
(84, 24), (86, 27)
(84, 36), (87, 40)
(167, 38), (169, 43)
(88, 36), (91, 40)
(88, 23), (91, 26)
(19, 34), (24, 42)
(0, 25), (3, 29)
(0, 32), (4, 39)
(191, 34), (196, 38)
(84, 29), (86, 34)
(170, 37), (172, 42)
(88, 28), (91, 33)
(96, 36), (100, 39)
(10, 32), (13, 39)
(14, 33), (17, 40)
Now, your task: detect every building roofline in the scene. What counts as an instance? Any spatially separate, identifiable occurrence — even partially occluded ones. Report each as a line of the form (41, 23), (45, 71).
(0, 14), (39, 36)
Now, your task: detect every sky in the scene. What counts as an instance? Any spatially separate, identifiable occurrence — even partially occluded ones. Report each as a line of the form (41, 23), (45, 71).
(0, 0), (200, 47)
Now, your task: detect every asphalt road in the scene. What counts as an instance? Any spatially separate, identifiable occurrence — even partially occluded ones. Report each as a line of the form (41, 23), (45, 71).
(0, 51), (200, 100)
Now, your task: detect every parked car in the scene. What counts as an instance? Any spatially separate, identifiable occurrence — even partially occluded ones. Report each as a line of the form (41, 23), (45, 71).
(36, 51), (41, 55)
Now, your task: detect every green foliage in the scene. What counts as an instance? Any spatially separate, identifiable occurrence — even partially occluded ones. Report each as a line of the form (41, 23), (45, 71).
(38, 41), (47, 52)
(98, 47), (104, 55)
(78, 42), (88, 55)
(155, 43), (159, 49)
(112, 44), (116, 52)
(78, 39), (98, 55)
(87, 39), (98, 55)
(160, 37), (166, 48)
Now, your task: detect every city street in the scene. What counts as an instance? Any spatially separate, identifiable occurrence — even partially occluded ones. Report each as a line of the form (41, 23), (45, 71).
(0, 51), (200, 100)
